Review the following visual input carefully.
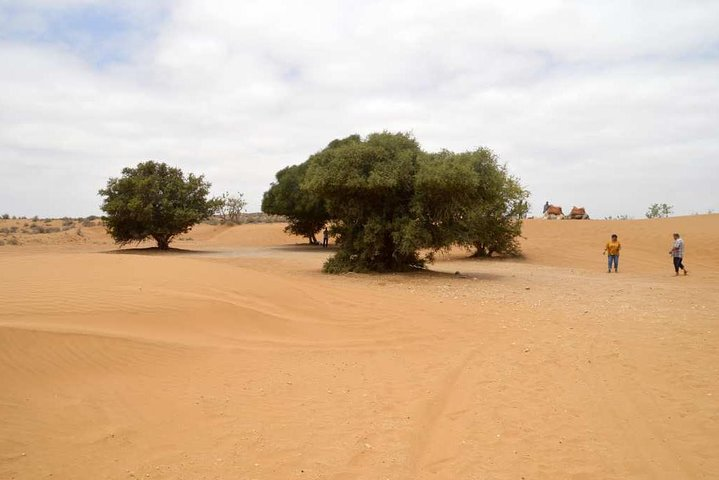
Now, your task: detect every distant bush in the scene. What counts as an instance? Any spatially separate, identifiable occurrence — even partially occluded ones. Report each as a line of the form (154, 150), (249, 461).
(646, 203), (673, 218)
(214, 192), (247, 224)
(61, 218), (74, 227)
(7, 236), (19, 245)
(81, 219), (97, 227)
(604, 214), (632, 220)
(0, 227), (9, 235)
(32, 216), (39, 222)
(237, 212), (286, 224)
(1, 213), (9, 219)
(202, 213), (285, 226)
(29, 225), (60, 234)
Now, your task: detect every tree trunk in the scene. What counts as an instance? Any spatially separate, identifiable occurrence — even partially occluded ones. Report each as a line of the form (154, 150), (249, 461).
(308, 234), (319, 245)
(471, 243), (490, 258)
(154, 235), (171, 250)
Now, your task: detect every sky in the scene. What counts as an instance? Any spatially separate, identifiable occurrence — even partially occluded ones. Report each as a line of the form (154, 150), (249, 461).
(1, 0), (718, 218)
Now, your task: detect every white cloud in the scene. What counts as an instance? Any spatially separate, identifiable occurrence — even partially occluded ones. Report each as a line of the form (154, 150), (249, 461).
(1, 0), (718, 217)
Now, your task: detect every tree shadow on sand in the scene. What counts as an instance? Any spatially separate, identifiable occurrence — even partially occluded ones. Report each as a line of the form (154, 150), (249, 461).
(103, 247), (220, 256)
(269, 243), (336, 253)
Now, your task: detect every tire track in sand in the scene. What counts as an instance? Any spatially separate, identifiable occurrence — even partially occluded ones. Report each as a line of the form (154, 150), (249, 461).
(408, 347), (480, 478)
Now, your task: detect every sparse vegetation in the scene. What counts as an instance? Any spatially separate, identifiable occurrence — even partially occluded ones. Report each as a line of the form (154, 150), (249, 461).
(1, 213), (9, 219)
(99, 161), (219, 250)
(604, 214), (632, 220)
(646, 203), (673, 219)
(28, 225), (60, 234)
(214, 192), (248, 224)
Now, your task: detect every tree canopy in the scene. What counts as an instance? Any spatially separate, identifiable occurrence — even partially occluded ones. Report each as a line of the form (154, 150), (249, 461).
(99, 161), (218, 250)
(261, 162), (329, 244)
(264, 132), (529, 273)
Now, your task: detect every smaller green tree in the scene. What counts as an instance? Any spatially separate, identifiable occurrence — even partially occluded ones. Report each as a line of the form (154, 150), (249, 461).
(646, 203), (673, 219)
(99, 161), (218, 250)
(458, 149), (529, 257)
(215, 192), (247, 224)
(262, 162), (329, 244)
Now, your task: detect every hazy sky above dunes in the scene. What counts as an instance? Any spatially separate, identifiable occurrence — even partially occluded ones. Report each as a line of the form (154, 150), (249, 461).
(1, 0), (718, 218)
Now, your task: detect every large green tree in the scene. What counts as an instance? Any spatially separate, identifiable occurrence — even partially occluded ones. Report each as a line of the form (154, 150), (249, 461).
(99, 161), (218, 250)
(303, 132), (495, 272)
(262, 162), (329, 244)
(265, 132), (529, 272)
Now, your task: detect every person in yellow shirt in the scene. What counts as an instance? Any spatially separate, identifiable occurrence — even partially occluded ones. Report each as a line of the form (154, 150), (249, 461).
(603, 234), (621, 273)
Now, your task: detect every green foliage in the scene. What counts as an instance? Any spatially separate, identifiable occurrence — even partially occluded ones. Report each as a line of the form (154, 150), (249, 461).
(266, 132), (530, 273)
(645, 203), (673, 219)
(99, 161), (218, 250)
(214, 192), (247, 224)
(262, 162), (329, 244)
(443, 148), (529, 257)
(304, 132), (427, 271)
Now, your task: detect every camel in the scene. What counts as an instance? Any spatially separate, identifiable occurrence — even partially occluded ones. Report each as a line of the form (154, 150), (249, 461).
(544, 205), (564, 219)
(568, 206), (590, 219)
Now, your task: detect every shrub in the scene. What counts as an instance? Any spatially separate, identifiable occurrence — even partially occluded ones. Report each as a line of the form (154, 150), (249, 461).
(214, 192), (247, 224)
(646, 203), (673, 218)
(1, 213), (9, 219)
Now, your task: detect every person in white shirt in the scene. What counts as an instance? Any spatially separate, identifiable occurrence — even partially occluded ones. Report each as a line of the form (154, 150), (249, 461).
(669, 233), (688, 276)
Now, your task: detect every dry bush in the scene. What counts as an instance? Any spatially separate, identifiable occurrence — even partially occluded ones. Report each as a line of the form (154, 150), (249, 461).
(29, 225), (60, 234)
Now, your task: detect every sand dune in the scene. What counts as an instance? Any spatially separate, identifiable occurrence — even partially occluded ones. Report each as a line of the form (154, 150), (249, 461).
(1, 216), (717, 479)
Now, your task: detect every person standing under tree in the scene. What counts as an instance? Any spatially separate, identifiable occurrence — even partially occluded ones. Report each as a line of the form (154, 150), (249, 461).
(670, 233), (688, 276)
(603, 234), (621, 273)
(322, 227), (329, 248)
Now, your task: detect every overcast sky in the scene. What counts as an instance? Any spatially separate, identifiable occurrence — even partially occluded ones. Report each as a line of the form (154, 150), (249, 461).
(1, 0), (718, 218)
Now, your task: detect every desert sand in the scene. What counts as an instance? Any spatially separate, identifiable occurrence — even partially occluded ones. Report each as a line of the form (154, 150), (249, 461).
(1, 215), (718, 479)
